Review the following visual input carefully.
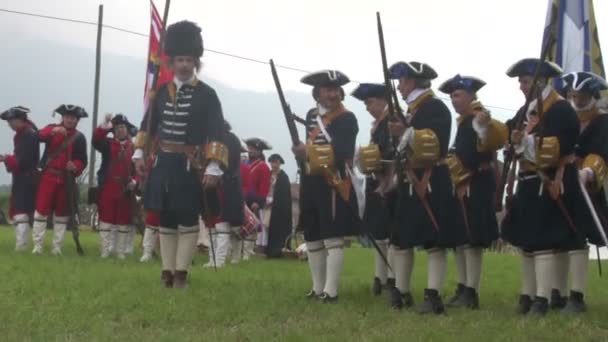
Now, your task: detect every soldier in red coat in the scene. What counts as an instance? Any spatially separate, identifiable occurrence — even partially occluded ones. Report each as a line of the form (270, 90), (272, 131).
(93, 114), (137, 259)
(0, 106), (39, 251)
(33, 105), (88, 255)
(244, 138), (272, 259)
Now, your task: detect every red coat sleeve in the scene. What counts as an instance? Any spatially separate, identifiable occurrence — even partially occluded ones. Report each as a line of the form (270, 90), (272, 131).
(4, 155), (18, 173)
(38, 125), (55, 141)
(257, 164), (271, 199)
(72, 160), (86, 175)
(93, 127), (110, 143)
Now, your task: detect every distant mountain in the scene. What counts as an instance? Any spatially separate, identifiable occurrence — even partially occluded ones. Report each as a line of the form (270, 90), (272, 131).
(0, 35), (374, 185)
(2, 34), (516, 187)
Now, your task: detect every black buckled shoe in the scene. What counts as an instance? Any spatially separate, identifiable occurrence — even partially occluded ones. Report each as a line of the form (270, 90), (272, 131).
(446, 283), (466, 308)
(320, 292), (339, 304)
(386, 278), (396, 290)
(517, 294), (533, 315)
(562, 290), (586, 314)
(528, 296), (549, 317)
(403, 291), (414, 309)
(372, 277), (383, 296)
(305, 290), (322, 300)
(389, 286), (404, 310)
(550, 289), (567, 310)
(418, 289), (445, 315)
(389, 287), (415, 310)
(160, 270), (174, 289)
(464, 286), (479, 310)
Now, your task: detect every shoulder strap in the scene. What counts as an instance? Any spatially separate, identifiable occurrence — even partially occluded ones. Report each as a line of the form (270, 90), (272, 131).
(307, 107), (348, 144)
(44, 131), (81, 167)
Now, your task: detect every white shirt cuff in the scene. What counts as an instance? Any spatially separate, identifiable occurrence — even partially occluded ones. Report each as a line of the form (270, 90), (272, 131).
(472, 116), (489, 142)
(583, 167), (595, 182)
(518, 134), (536, 163)
(397, 127), (414, 152)
(132, 148), (144, 161)
(205, 161), (224, 176)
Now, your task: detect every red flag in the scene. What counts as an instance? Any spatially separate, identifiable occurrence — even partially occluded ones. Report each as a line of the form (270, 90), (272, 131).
(144, 0), (173, 111)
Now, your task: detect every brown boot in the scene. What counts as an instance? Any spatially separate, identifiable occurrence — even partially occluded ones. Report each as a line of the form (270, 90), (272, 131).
(173, 270), (188, 289)
(161, 270), (174, 288)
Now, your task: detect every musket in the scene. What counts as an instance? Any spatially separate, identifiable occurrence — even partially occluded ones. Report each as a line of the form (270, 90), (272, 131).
(291, 113), (307, 126)
(377, 11), (440, 233)
(376, 12), (406, 127)
(66, 170), (84, 256)
(269, 59), (306, 173)
(500, 6), (558, 210)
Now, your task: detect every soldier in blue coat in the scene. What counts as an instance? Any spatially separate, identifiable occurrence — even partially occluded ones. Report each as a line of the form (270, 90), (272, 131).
(351, 83), (396, 296)
(502, 58), (580, 316)
(133, 21), (227, 289)
(439, 75), (507, 309)
(292, 70), (360, 303)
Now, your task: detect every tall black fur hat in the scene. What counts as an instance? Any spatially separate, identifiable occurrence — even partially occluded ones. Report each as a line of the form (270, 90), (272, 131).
(164, 20), (204, 58)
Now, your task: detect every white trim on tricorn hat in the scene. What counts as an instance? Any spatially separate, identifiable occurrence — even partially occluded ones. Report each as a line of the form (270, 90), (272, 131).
(506, 58), (562, 78)
(300, 70), (350, 87)
(389, 61), (438, 80)
(1, 106), (30, 120)
(561, 71), (608, 94)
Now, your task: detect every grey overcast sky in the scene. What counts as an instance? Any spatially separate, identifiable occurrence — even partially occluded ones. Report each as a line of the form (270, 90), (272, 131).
(3, 0), (607, 115)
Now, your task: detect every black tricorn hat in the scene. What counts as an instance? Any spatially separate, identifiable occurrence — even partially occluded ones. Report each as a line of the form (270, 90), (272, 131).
(54, 104), (88, 118)
(111, 114), (137, 135)
(351, 83), (388, 101)
(268, 153), (285, 164)
(561, 71), (608, 96)
(164, 20), (204, 58)
(506, 58), (562, 78)
(1, 106), (30, 120)
(245, 137), (272, 151)
(438, 74), (486, 94)
(389, 61), (438, 80)
(301, 70), (350, 87)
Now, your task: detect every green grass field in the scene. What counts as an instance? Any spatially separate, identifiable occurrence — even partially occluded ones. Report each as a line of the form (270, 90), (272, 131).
(0, 226), (607, 341)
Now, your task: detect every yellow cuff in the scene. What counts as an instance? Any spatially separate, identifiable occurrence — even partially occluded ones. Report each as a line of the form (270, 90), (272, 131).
(358, 144), (381, 174)
(446, 154), (472, 186)
(583, 154), (607, 192)
(477, 119), (508, 152)
(535, 136), (560, 170)
(306, 144), (335, 176)
(133, 131), (146, 150)
(408, 129), (440, 168)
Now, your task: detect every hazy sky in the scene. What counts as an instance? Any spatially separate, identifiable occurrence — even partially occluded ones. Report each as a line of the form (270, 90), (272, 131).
(3, 0), (607, 115)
